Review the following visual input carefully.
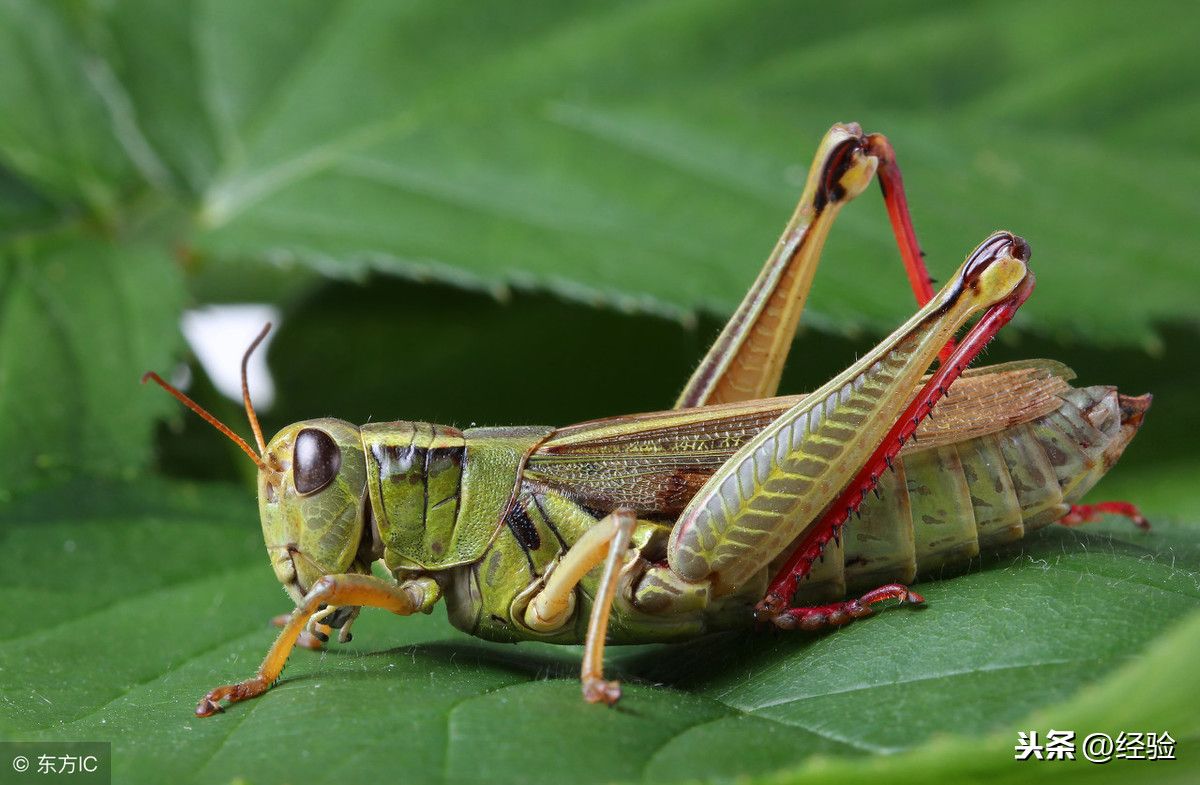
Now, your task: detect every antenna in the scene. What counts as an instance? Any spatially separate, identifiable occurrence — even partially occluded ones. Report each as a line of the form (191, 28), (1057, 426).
(142, 323), (276, 470)
(242, 322), (271, 453)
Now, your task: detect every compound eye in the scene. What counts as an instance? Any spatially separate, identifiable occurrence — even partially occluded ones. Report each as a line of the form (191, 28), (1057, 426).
(293, 428), (341, 495)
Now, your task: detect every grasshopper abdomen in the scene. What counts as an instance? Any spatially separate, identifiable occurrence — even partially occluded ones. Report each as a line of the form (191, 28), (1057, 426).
(796, 386), (1150, 602)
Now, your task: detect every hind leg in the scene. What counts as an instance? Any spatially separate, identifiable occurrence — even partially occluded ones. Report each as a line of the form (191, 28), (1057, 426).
(676, 124), (947, 409)
(757, 257), (1036, 618)
(1061, 501), (1150, 531)
(767, 584), (925, 631)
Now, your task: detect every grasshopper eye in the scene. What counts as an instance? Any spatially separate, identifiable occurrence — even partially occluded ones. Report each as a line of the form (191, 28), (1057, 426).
(293, 428), (341, 495)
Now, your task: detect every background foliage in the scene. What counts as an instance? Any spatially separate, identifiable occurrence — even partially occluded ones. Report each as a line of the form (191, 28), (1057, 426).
(1, 1), (1198, 783)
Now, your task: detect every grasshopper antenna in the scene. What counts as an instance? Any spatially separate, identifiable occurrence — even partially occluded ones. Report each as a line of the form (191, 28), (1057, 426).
(142, 322), (274, 470)
(142, 371), (266, 469)
(241, 322), (271, 454)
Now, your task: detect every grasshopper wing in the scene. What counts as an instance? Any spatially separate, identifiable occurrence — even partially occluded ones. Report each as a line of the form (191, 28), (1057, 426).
(526, 360), (1073, 519)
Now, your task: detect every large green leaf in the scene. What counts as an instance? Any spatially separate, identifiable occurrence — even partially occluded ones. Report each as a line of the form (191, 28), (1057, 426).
(1, 0), (1197, 346)
(1, 480), (1196, 784)
(0, 2), (1196, 782)
(0, 230), (183, 496)
(2, 0), (1197, 498)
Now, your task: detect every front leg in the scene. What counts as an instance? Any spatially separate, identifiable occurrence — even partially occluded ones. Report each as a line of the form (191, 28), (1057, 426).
(269, 613), (334, 649)
(197, 574), (432, 716)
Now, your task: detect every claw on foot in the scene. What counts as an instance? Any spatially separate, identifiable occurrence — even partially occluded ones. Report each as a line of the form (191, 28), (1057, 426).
(195, 676), (269, 718)
(583, 678), (622, 706)
(195, 697), (223, 717)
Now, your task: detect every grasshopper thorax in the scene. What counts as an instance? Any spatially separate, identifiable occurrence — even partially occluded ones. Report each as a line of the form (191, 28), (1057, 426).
(259, 418), (373, 604)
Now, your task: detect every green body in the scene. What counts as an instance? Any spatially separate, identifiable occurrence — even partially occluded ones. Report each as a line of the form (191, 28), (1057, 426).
(357, 380), (1142, 646)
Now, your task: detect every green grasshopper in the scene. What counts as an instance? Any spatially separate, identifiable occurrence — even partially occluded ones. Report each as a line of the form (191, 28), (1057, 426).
(145, 123), (1150, 715)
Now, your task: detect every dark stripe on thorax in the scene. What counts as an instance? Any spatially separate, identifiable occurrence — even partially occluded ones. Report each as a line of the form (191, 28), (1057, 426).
(506, 500), (540, 575)
(531, 493), (569, 551)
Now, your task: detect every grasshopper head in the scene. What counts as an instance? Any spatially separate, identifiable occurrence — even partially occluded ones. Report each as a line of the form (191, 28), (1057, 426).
(142, 325), (377, 606)
(259, 419), (372, 603)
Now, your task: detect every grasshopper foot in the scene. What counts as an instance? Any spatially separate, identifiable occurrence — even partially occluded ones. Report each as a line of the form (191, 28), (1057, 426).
(1061, 502), (1150, 531)
(583, 677), (622, 706)
(762, 584), (924, 631)
(195, 675), (270, 717)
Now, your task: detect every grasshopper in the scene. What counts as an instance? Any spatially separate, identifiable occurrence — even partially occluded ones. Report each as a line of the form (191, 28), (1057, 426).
(145, 123), (1150, 715)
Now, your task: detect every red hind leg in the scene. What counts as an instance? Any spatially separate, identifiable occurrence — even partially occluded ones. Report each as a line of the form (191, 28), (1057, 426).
(866, 134), (955, 366)
(1061, 501), (1150, 531)
(757, 270), (1035, 619)
(764, 584), (925, 631)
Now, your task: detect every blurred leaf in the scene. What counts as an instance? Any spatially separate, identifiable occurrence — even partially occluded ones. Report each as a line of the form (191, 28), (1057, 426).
(0, 169), (58, 241)
(1, 480), (1196, 784)
(1, 0), (1197, 502)
(0, 231), (184, 495)
(1, 0), (1197, 346)
(0, 1), (145, 219)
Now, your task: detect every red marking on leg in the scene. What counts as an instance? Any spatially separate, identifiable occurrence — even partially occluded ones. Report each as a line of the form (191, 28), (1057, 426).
(867, 134), (955, 366)
(757, 273), (1036, 618)
(765, 584), (925, 631)
(1063, 501), (1150, 531)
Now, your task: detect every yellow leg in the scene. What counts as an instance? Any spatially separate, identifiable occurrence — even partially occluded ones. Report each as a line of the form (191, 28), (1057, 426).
(522, 508), (636, 705)
(676, 124), (946, 408)
(581, 509), (636, 704)
(270, 613), (329, 650)
(197, 574), (430, 716)
(675, 123), (877, 408)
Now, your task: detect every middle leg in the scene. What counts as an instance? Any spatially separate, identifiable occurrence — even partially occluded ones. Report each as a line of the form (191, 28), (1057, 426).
(522, 509), (637, 704)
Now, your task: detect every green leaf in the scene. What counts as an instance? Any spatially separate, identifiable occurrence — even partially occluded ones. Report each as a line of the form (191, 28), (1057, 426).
(0, 230), (184, 495)
(0, 3), (1196, 781)
(758, 607), (1200, 785)
(1, 479), (1196, 784)
(2, 0), (1198, 345)
(0, 1), (144, 220)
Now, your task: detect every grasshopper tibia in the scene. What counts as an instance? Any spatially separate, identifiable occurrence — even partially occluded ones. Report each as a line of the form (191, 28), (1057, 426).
(196, 574), (426, 717)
